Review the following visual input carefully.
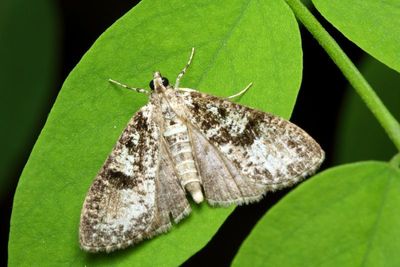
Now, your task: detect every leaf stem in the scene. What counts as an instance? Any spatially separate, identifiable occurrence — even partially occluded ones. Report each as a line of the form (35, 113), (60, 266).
(284, 0), (400, 151)
(390, 153), (400, 169)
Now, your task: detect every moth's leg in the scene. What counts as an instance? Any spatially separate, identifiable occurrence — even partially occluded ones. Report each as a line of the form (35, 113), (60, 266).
(225, 82), (253, 100)
(178, 88), (198, 93)
(175, 47), (195, 89)
(108, 79), (150, 95)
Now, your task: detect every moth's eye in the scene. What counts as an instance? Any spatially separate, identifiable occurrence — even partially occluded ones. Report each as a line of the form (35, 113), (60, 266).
(149, 80), (155, 90)
(162, 77), (169, 87)
(148, 78), (169, 90)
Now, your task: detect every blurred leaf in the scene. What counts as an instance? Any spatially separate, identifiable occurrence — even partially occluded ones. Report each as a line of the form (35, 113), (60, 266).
(333, 56), (400, 164)
(9, 0), (303, 266)
(312, 0), (400, 73)
(233, 162), (400, 267)
(0, 0), (57, 194)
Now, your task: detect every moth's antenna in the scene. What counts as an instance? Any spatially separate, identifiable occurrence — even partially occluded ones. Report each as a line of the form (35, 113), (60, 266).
(175, 47), (195, 88)
(226, 82), (253, 100)
(108, 79), (150, 95)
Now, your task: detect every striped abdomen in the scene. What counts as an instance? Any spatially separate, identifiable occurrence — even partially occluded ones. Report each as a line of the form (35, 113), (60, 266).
(163, 122), (204, 203)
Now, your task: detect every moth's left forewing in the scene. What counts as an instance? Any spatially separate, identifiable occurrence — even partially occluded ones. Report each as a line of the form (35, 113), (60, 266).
(176, 89), (324, 190)
(79, 97), (191, 252)
(79, 103), (160, 252)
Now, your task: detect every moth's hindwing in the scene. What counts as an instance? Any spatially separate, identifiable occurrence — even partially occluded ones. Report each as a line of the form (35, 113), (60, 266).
(79, 102), (190, 252)
(177, 90), (325, 205)
(189, 124), (267, 206)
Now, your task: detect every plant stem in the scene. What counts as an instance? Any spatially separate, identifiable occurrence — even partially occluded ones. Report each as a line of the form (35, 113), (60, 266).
(284, 0), (400, 151)
(390, 153), (400, 169)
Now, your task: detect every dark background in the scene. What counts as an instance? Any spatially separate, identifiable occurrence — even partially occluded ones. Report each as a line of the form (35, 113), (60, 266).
(1, 1), (367, 266)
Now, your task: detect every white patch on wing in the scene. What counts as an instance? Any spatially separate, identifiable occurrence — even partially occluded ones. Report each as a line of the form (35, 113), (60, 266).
(206, 126), (221, 137)
(206, 104), (219, 115)
(219, 142), (233, 154)
(110, 146), (136, 176)
(98, 179), (155, 233)
(129, 131), (140, 146)
(224, 111), (248, 135)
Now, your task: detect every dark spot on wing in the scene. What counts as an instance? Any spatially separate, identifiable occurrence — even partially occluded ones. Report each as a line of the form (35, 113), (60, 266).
(217, 106), (227, 117)
(287, 140), (297, 149)
(134, 111), (148, 132)
(185, 92), (275, 147)
(106, 169), (138, 189)
(125, 137), (135, 149)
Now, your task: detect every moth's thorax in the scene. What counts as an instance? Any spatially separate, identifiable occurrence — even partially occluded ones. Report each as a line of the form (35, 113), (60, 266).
(159, 88), (187, 115)
(160, 94), (204, 203)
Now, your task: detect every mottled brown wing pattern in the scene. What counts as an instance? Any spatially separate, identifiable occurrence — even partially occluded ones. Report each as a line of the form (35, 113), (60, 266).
(79, 101), (190, 253)
(177, 90), (324, 200)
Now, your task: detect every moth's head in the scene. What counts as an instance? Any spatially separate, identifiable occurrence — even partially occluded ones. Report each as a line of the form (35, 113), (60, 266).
(149, 71), (169, 92)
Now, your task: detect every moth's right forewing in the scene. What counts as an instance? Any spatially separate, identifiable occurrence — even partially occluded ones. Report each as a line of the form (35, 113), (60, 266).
(177, 90), (325, 189)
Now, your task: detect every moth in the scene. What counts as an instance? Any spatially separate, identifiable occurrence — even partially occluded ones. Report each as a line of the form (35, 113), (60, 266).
(79, 48), (324, 253)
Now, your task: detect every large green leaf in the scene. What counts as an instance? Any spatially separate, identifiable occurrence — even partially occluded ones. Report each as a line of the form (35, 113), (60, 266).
(233, 161), (400, 266)
(0, 0), (57, 194)
(9, 0), (302, 266)
(333, 56), (400, 164)
(312, 0), (400, 73)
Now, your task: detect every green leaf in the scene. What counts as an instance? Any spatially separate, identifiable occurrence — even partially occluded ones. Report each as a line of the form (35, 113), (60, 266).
(0, 0), (57, 194)
(233, 162), (400, 267)
(333, 56), (400, 164)
(312, 0), (400, 73)
(9, 0), (302, 266)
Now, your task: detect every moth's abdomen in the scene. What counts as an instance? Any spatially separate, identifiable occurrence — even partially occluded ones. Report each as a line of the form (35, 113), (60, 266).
(163, 123), (203, 203)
